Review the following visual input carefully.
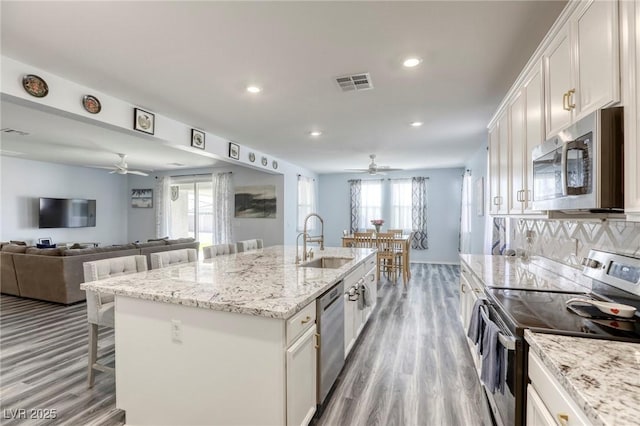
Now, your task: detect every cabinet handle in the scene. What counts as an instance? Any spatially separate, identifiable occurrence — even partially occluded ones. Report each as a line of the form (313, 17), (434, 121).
(567, 89), (576, 110)
(516, 190), (521, 202)
(300, 315), (312, 324)
(493, 196), (499, 206)
(562, 92), (570, 111)
(461, 283), (467, 293)
(557, 413), (569, 426)
(314, 333), (320, 349)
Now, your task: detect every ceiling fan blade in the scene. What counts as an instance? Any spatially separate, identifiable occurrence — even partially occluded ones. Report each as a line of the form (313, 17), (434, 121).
(377, 167), (403, 171)
(345, 168), (370, 172)
(109, 170), (117, 174)
(127, 170), (149, 176)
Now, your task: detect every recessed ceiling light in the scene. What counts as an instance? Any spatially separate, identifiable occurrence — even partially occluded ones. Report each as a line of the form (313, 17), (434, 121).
(410, 121), (423, 127)
(309, 131), (322, 137)
(403, 58), (422, 68)
(246, 85), (262, 94)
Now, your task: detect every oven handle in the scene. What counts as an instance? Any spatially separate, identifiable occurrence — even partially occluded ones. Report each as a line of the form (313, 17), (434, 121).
(479, 303), (517, 351)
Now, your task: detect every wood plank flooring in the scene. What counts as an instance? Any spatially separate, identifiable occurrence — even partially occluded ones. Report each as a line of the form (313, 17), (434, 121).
(315, 263), (493, 426)
(0, 263), (491, 425)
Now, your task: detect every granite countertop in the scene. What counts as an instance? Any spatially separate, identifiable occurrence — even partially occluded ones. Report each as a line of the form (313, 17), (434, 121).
(80, 245), (374, 319)
(459, 254), (589, 292)
(525, 330), (640, 426)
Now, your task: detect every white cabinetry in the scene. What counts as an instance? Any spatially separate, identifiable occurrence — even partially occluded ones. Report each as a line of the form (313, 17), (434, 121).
(344, 255), (377, 359)
(286, 326), (317, 426)
(544, 0), (620, 138)
(527, 351), (591, 426)
(488, 113), (509, 215)
(508, 89), (526, 214)
(459, 260), (483, 371)
(622, 0), (640, 219)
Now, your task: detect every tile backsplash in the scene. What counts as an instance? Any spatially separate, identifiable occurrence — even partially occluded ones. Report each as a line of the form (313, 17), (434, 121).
(509, 218), (640, 268)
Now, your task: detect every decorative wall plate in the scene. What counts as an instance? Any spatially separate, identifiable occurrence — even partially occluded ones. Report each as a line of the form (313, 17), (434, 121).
(261, 156), (268, 166)
(22, 74), (49, 98)
(272, 160), (278, 170)
(82, 95), (101, 114)
(249, 152), (255, 162)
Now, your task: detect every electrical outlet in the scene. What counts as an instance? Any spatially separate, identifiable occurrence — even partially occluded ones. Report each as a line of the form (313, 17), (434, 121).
(171, 319), (182, 343)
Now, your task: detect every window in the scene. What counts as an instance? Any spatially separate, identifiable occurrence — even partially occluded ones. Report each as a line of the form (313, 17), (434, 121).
(169, 175), (213, 250)
(297, 175), (316, 231)
(390, 179), (412, 230)
(359, 180), (382, 229)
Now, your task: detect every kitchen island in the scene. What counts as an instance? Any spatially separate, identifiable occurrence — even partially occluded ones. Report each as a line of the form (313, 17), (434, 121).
(80, 245), (376, 426)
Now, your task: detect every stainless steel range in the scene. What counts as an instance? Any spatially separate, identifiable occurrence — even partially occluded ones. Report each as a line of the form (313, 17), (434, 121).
(469, 250), (640, 426)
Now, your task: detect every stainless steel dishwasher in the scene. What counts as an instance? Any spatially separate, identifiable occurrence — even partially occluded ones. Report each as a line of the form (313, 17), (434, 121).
(316, 280), (344, 405)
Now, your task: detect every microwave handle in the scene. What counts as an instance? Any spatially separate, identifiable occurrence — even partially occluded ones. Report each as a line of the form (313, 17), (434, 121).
(562, 140), (589, 196)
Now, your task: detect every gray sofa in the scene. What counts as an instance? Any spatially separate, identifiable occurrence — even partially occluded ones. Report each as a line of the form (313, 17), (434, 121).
(0, 238), (199, 304)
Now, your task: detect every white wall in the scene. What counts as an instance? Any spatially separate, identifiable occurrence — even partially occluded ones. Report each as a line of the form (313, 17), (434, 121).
(464, 142), (489, 254)
(127, 165), (285, 247)
(0, 156), (128, 245)
(317, 167), (464, 264)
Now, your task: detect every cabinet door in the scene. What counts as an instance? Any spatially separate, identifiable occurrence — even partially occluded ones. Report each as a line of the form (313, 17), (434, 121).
(497, 113), (510, 215)
(544, 25), (573, 138)
(523, 63), (544, 213)
(625, 0), (640, 216)
(508, 89), (526, 214)
(488, 123), (501, 215)
(286, 326), (317, 426)
(526, 385), (556, 426)
(344, 294), (355, 358)
(574, 0), (619, 119)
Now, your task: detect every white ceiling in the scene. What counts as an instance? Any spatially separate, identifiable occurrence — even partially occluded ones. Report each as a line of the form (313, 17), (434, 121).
(0, 1), (566, 174)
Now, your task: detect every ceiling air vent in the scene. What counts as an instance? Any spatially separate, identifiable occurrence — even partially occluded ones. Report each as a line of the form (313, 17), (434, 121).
(0, 128), (29, 136)
(335, 73), (373, 92)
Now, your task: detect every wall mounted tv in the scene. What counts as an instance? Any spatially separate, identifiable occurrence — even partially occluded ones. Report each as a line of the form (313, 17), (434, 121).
(39, 198), (96, 228)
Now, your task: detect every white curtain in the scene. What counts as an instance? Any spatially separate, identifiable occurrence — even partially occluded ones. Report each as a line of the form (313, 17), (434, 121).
(460, 170), (472, 253)
(297, 175), (316, 231)
(212, 172), (233, 244)
(358, 180), (383, 229)
(155, 176), (172, 238)
(390, 179), (412, 230)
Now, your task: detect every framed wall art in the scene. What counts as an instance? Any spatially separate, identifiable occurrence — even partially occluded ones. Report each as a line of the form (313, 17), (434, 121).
(134, 108), (155, 135)
(191, 129), (205, 149)
(234, 185), (276, 218)
(229, 142), (240, 160)
(131, 188), (153, 208)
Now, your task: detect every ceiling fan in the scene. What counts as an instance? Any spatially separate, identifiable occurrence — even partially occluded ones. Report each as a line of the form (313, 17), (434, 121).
(97, 153), (149, 176)
(346, 154), (403, 175)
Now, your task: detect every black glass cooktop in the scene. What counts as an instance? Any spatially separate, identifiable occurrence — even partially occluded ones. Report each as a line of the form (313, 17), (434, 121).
(485, 289), (640, 342)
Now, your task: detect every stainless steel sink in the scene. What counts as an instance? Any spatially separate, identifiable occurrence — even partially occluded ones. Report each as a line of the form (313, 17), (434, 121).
(302, 257), (353, 269)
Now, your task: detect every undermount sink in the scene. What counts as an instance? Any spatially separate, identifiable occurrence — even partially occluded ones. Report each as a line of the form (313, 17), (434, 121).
(302, 257), (353, 269)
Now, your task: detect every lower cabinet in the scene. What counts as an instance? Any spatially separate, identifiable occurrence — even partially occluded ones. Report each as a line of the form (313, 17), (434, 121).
(286, 325), (318, 426)
(527, 351), (591, 426)
(344, 255), (377, 359)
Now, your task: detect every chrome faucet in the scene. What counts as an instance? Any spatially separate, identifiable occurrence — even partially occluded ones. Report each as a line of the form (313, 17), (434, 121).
(295, 232), (308, 265)
(303, 213), (324, 260)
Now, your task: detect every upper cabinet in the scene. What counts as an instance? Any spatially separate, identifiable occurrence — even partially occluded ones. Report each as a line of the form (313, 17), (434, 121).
(543, 0), (620, 139)
(621, 0), (640, 219)
(489, 113), (509, 215)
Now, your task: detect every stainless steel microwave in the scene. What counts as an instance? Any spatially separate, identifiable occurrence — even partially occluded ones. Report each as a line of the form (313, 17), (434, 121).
(531, 107), (624, 212)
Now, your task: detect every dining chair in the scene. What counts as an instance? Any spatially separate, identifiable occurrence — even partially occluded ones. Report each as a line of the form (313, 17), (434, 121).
(353, 232), (374, 248)
(375, 232), (400, 284)
(203, 243), (237, 258)
(150, 248), (198, 269)
(387, 229), (404, 238)
(83, 255), (147, 388)
(236, 239), (264, 252)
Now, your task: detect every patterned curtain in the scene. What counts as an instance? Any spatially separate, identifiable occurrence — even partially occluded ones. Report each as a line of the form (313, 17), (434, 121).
(212, 172), (233, 244)
(348, 179), (361, 233)
(155, 176), (172, 238)
(411, 177), (428, 250)
(491, 217), (507, 255)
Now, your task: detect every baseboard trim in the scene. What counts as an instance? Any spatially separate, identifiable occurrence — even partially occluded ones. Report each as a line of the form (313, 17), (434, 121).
(409, 260), (460, 265)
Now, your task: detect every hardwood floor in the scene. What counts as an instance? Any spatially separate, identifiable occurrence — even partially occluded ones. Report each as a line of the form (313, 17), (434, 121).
(0, 263), (491, 426)
(315, 263), (493, 426)
(0, 296), (122, 425)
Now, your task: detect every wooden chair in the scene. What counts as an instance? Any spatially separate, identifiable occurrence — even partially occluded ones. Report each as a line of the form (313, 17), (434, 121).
(203, 243), (237, 258)
(236, 239), (264, 252)
(387, 229), (404, 237)
(83, 255), (147, 388)
(353, 232), (374, 248)
(375, 233), (400, 283)
(150, 248), (198, 269)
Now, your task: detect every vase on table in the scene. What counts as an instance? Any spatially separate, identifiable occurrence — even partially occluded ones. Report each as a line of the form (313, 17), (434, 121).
(374, 224), (381, 233)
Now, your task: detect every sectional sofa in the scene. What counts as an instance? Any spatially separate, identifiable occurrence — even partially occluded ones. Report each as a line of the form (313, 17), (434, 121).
(0, 238), (199, 304)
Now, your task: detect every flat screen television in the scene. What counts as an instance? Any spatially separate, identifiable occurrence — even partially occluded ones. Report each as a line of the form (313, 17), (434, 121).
(39, 198), (96, 228)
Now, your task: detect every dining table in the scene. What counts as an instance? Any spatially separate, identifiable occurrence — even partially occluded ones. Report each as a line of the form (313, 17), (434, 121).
(341, 234), (412, 283)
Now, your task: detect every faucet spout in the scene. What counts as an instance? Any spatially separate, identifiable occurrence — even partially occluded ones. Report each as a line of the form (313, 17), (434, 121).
(303, 213), (325, 253)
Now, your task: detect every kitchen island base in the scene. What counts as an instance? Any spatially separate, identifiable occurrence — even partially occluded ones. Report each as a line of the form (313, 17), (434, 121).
(116, 296), (288, 426)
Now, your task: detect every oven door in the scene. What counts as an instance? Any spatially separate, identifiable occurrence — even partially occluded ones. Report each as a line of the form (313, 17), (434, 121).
(480, 302), (520, 426)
